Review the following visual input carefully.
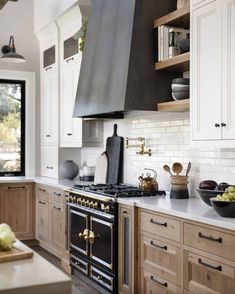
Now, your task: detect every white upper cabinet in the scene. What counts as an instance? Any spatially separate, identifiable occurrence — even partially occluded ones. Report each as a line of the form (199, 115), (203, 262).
(191, 0), (235, 145)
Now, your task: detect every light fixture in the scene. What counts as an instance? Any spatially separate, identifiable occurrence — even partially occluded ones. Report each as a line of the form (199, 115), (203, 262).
(1, 36), (25, 63)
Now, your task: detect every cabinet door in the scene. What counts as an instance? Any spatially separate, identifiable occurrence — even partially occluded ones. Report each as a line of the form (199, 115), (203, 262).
(222, 0), (235, 139)
(191, 0), (222, 140)
(41, 145), (58, 178)
(60, 61), (82, 147)
(36, 198), (49, 243)
(184, 251), (235, 294)
(41, 69), (58, 145)
(83, 120), (103, 145)
(50, 203), (65, 255)
(1, 184), (34, 240)
(118, 206), (137, 294)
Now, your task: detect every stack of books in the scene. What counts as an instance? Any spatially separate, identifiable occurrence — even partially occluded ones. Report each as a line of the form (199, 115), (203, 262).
(158, 26), (189, 61)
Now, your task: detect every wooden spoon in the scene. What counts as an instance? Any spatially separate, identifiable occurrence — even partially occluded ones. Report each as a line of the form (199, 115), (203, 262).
(163, 165), (173, 176)
(185, 162), (191, 176)
(172, 162), (183, 176)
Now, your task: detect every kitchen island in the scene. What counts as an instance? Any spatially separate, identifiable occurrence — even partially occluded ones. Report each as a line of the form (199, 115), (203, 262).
(0, 241), (72, 294)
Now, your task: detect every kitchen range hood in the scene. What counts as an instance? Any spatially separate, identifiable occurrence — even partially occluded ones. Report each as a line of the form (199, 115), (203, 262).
(73, 0), (177, 118)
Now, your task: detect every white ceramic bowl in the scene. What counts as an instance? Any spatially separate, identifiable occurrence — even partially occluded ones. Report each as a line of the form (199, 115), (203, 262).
(171, 84), (190, 90)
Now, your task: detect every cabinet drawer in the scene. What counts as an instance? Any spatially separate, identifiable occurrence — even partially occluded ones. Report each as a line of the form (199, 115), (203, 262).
(50, 188), (64, 204)
(184, 251), (235, 294)
(140, 235), (182, 285)
(37, 184), (49, 201)
(184, 223), (235, 261)
(140, 268), (182, 294)
(139, 211), (181, 242)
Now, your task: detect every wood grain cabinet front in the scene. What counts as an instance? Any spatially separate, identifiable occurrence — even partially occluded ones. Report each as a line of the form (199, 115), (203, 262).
(36, 198), (50, 243)
(0, 184), (35, 240)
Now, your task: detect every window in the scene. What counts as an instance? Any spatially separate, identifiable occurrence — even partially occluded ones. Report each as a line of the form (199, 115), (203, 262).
(0, 79), (25, 176)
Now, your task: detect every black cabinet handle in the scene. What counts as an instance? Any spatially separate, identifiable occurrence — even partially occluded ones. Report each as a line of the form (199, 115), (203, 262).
(150, 275), (167, 287)
(66, 57), (74, 63)
(221, 123), (227, 127)
(150, 240), (167, 251)
(45, 66), (52, 71)
(215, 123), (220, 127)
(46, 135), (51, 137)
(150, 218), (167, 227)
(46, 166), (53, 170)
(54, 192), (61, 197)
(39, 200), (46, 205)
(123, 211), (128, 214)
(39, 188), (46, 192)
(67, 133), (72, 136)
(8, 186), (25, 189)
(53, 205), (61, 211)
(198, 258), (222, 271)
(198, 232), (222, 243)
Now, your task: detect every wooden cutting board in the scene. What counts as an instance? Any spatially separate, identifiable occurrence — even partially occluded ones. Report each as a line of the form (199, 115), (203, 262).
(0, 241), (33, 263)
(94, 152), (108, 184)
(106, 124), (124, 184)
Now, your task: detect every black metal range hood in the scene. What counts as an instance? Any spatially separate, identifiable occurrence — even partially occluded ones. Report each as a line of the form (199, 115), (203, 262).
(73, 0), (177, 118)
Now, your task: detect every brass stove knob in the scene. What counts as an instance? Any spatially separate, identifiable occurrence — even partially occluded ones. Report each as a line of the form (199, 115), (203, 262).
(73, 196), (77, 203)
(93, 202), (98, 209)
(90, 201), (94, 208)
(104, 205), (111, 213)
(81, 199), (86, 205)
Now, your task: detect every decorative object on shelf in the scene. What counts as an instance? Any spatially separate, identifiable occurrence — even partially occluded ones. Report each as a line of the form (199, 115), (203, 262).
(125, 137), (152, 156)
(79, 164), (95, 182)
(176, 38), (190, 54)
(138, 168), (158, 192)
(177, 0), (189, 10)
(59, 160), (79, 180)
(171, 78), (189, 101)
(1, 36), (25, 63)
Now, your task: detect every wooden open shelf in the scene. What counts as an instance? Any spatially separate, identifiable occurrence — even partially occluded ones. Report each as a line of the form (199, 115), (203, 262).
(154, 6), (190, 29)
(155, 52), (190, 71)
(157, 99), (190, 112)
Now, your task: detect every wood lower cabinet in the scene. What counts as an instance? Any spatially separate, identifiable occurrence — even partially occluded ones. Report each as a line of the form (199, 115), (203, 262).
(36, 184), (66, 259)
(0, 183), (35, 240)
(118, 205), (137, 294)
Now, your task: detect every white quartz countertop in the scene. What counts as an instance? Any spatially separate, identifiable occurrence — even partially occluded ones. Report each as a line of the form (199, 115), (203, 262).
(0, 241), (71, 294)
(118, 195), (235, 232)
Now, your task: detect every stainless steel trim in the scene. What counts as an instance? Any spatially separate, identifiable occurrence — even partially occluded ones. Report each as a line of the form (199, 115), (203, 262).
(90, 217), (113, 269)
(69, 209), (88, 255)
(67, 203), (115, 220)
(90, 266), (113, 291)
(70, 254), (88, 275)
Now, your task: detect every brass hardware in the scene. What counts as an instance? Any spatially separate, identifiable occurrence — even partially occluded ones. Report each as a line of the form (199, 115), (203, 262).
(88, 230), (100, 244)
(104, 205), (111, 213)
(79, 229), (89, 240)
(125, 137), (151, 156)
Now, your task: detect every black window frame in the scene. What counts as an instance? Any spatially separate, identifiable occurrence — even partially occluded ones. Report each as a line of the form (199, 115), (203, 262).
(0, 79), (25, 176)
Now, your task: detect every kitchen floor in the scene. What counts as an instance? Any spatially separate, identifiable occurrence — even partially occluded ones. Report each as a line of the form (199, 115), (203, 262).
(32, 246), (100, 294)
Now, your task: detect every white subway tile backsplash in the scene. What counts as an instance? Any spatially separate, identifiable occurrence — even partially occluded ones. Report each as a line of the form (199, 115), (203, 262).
(80, 112), (235, 197)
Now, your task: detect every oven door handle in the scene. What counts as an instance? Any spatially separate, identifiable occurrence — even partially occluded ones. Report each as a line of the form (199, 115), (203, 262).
(88, 230), (100, 244)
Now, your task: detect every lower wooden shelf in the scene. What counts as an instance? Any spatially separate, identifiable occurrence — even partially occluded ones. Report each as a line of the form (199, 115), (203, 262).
(155, 52), (190, 71)
(157, 99), (190, 112)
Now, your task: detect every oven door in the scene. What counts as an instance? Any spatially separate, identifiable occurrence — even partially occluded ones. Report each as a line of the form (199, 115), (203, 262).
(89, 216), (114, 270)
(69, 208), (88, 255)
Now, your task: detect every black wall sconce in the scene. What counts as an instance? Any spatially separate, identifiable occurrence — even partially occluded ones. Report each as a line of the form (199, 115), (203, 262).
(1, 35), (25, 63)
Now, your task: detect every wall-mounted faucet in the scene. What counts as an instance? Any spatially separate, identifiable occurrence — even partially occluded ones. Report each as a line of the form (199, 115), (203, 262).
(125, 137), (152, 156)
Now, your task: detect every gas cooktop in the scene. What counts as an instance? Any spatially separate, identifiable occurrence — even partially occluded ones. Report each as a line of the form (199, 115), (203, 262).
(73, 183), (166, 198)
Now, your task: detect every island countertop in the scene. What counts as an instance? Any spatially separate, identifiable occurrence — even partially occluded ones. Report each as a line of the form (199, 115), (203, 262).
(0, 241), (71, 294)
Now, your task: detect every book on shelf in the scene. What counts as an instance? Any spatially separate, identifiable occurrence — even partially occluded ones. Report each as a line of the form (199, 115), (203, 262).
(157, 25), (189, 61)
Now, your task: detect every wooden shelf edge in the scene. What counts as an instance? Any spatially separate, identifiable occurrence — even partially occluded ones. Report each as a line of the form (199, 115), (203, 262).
(155, 52), (190, 71)
(157, 99), (190, 112)
(154, 6), (190, 28)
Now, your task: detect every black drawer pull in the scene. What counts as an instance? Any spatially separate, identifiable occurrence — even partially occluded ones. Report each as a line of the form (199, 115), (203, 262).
(39, 200), (46, 205)
(198, 258), (222, 271)
(39, 188), (46, 192)
(221, 123), (227, 127)
(150, 240), (167, 251)
(215, 123), (220, 128)
(53, 206), (61, 211)
(66, 57), (74, 63)
(150, 218), (167, 227)
(198, 232), (222, 243)
(46, 134), (51, 137)
(54, 192), (61, 197)
(8, 186), (25, 189)
(123, 210), (128, 214)
(67, 133), (72, 136)
(150, 275), (168, 287)
(46, 166), (53, 170)
(45, 66), (52, 71)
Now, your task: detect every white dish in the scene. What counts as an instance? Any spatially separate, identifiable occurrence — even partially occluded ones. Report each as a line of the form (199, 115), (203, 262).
(171, 84), (190, 90)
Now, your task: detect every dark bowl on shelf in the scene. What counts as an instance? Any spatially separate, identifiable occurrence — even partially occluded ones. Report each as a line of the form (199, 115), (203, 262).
(197, 189), (224, 206)
(210, 198), (235, 217)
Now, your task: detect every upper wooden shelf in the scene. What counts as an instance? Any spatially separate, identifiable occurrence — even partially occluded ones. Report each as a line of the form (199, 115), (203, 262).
(157, 99), (190, 112)
(154, 6), (190, 29)
(155, 52), (190, 72)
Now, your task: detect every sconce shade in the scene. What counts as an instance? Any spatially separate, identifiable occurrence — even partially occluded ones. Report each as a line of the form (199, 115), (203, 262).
(1, 36), (25, 63)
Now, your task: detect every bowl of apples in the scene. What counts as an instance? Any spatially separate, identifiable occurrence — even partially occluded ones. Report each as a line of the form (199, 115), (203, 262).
(210, 186), (235, 217)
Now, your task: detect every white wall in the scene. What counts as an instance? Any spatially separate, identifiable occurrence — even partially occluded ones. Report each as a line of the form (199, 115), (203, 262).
(81, 112), (235, 197)
(0, 0), (40, 176)
(34, 0), (90, 32)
